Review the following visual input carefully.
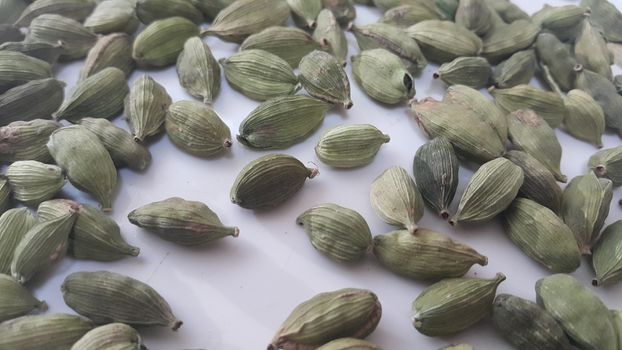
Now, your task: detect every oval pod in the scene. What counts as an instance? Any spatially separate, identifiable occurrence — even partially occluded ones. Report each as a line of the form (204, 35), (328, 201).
(493, 49), (537, 89)
(0, 40), (65, 65)
(79, 33), (135, 80)
(125, 75), (172, 142)
(592, 220), (622, 287)
(574, 66), (622, 137)
(313, 9), (348, 65)
(315, 124), (389, 168)
(26, 14), (97, 61)
(406, 20), (482, 63)
(135, 0), (203, 24)
(0, 314), (94, 350)
(589, 146), (622, 186)
(0, 119), (60, 163)
(132, 17), (199, 68)
(240, 27), (321, 68)
(287, 0), (321, 29)
(482, 20), (539, 63)
(15, 0), (96, 27)
(0, 78), (64, 126)
(177, 37), (220, 105)
(0, 51), (52, 94)
(563, 89), (605, 148)
(0, 209), (37, 275)
(6, 161), (65, 206)
(71, 323), (142, 350)
(0, 273), (46, 322)
(299, 50), (352, 108)
(434, 57), (491, 89)
(84, 0), (139, 35)
(536, 33), (577, 92)
(490, 85), (566, 128)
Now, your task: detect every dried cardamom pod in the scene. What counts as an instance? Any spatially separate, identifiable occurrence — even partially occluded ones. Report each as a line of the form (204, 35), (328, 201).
(299, 50), (351, 108)
(406, 20), (483, 63)
(574, 66), (622, 137)
(0, 78), (64, 126)
(352, 49), (415, 105)
(190, 0), (235, 19)
(62, 270), (182, 330)
(6, 161), (64, 206)
(373, 229), (487, 280)
(373, 0), (435, 12)
(484, 0), (528, 22)
(0, 314), (94, 350)
(492, 294), (573, 350)
(128, 197), (239, 246)
(507, 109), (566, 182)
(493, 49), (536, 89)
(0, 209), (37, 275)
(71, 323), (142, 350)
(201, 0), (289, 43)
(269, 288), (381, 350)
(482, 19), (539, 63)
(220, 49), (299, 101)
(322, 0), (355, 26)
(0, 24), (24, 44)
(532, 5), (586, 42)
(47, 126), (117, 210)
(136, 0), (203, 24)
(231, 154), (318, 209)
(589, 146), (622, 186)
(0, 119), (59, 163)
(370, 166), (423, 233)
(0, 0), (27, 24)
(15, 0), (95, 27)
(297, 203), (371, 262)
(0, 40), (65, 65)
(240, 26), (321, 68)
(317, 338), (382, 350)
(434, 57), (491, 89)
(125, 75), (172, 142)
(313, 9), (348, 64)
(0, 51), (52, 94)
(287, 0), (321, 28)
(237, 95), (331, 149)
(575, 18), (613, 81)
(315, 124), (389, 168)
(536, 273), (617, 350)
(592, 220), (622, 286)
(166, 100), (232, 157)
(84, 0), (139, 35)
(503, 198), (581, 273)
(79, 33), (135, 80)
(412, 273), (505, 336)
(535, 33), (576, 93)
(491, 84), (565, 128)
(132, 17), (199, 68)
(177, 37), (220, 105)
(455, 0), (492, 36)
(0, 273), (46, 322)
(561, 173), (612, 255)
(563, 89), (605, 148)
(380, 4), (440, 28)
(26, 14), (97, 61)
(580, 0), (622, 43)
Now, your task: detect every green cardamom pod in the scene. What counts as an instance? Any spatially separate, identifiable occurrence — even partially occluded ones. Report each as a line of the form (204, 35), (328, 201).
(370, 166), (424, 233)
(580, 0), (622, 42)
(0, 178), (9, 216)
(315, 124), (389, 168)
(0, 78), (64, 126)
(536, 273), (617, 350)
(6, 161), (65, 206)
(575, 18), (613, 81)
(0, 273), (46, 322)
(177, 37), (220, 105)
(47, 126), (118, 210)
(55, 67), (129, 122)
(0, 51), (52, 94)
(317, 338), (382, 350)
(296, 203), (372, 262)
(15, 0), (96, 27)
(492, 294), (573, 350)
(0, 119), (60, 163)
(455, 0), (493, 36)
(373, 0), (435, 12)
(0, 40), (65, 65)
(380, 4), (441, 28)
(589, 146), (622, 186)
(574, 66), (622, 137)
(322, 0), (356, 26)
(493, 49), (536, 89)
(26, 14), (97, 61)
(190, 0), (235, 19)
(0, 314), (94, 350)
(132, 17), (199, 68)
(84, 0), (140, 35)
(0, 208), (37, 275)
(237, 95), (331, 149)
(373, 229), (487, 280)
(0, 24), (24, 44)
(503, 198), (581, 273)
(269, 288), (381, 350)
(411, 273), (506, 336)
(592, 220), (622, 286)
(79, 33), (135, 80)
(0, 0), (27, 24)
(62, 270), (182, 330)
(563, 89), (605, 147)
(128, 197), (239, 246)
(490, 84), (566, 128)
(536, 33), (576, 93)
(240, 26), (321, 68)
(220, 49), (299, 101)
(352, 48), (415, 105)
(482, 19), (539, 63)
(532, 5), (586, 42)
(413, 137), (458, 219)
(71, 323), (142, 350)
(125, 74), (172, 142)
(485, 0), (528, 22)
(313, 8), (348, 64)
(231, 154), (318, 209)
(406, 20), (483, 63)
(299, 50), (352, 108)
(165, 100), (232, 157)
(287, 0), (321, 28)
(434, 57), (491, 89)
(136, 0), (203, 24)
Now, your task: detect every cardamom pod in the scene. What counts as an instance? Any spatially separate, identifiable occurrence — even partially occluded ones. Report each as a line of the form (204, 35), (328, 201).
(370, 166), (423, 233)
(374, 0), (434, 11)
(26, 14), (97, 61)
(136, 0), (203, 24)
(490, 85), (565, 128)
(352, 49), (415, 105)
(532, 5), (586, 42)
(132, 17), (199, 67)
(373, 229), (487, 280)
(231, 154), (318, 209)
(455, 0), (493, 36)
(535, 33), (575, 93)
(287, 0), (321, 28)
(482, 19), (539, 63)
(79, 33), (135, 80)
(0, 119), (60, 163)
(589, 146), (622, 186)
(296, 203), (372, 263)
(0, 40), (65, 65)
(6, 161), (65, 206)
(84, 0), (140, 34)
(536, 273), (617, 350)
(575, 18), (613, 81)
(0, 273), (46, 322)
(484, 0), (528, 22)
(71, 323), (142, 350)
(15, 0), (96, 27)
(612, 310), (622, 349)
(166, 100), (232, 157)
(580, 0), (622, 42)
(574, 66), (622, 137)
(0, 178), (9, 216)
(0, 208), (37, 275)
(0, 51), (52, 94)
(380, 4), (440, 28)
(177, 37), (220, 105)
(269, 288), (381, 350)
(240, 26), (321, 68)
(128, 197), (239, 246)
(299, 50), (352, 108)
(322, 0), (356, 25)
(317, 338), (382, 350)
(55, 67), (129, 122)
(406, 20), (483, 63)
(411, 273), (505, 336)
(0, 24), (23, 44)
(592, 220), (622, 286)
(125, 75), (172, 142)
(313, 9), (348, 65)
(563, 89), (605, 147)
(190, 0), (235, 19)
(493, 49), (536, 89)
(438, 344), (473, 350)
(237, 95), (331, 149)
(62, 270), (182, 330)
(47, 126), (117, 210)
(0, 78), (64, 126)
(0, 314), (94, 350)
(315, 124), (389, 168)
(0, 0), (27, 24)
(434, 57), (491, 89)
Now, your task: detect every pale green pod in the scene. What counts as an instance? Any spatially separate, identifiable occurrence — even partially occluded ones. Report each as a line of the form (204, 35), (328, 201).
(84, 0), (140, 34)
(269, 288), (381, 350)
(561, 173), (612, 254)
(0, 209), (37, 275)
(535, 33), (577, 92)
(592, 220), (622, 286)
(482, 20), (539, 63)
(79, 33), (135, 80)
(0, 40), (65, 65)
(411, 273), (506, 336)
(0, 273), (46, 322)
(55, 67), (129, 122)
(47, 126), (117, 210)
(0, 119), (60, 163)
(26, 14), (97, 61)
(11, 211), (77, 284)
(238, 95), (330, 149)
(438, 345), (473, 350)
(434, 57), (491, 89)
(0, 314), (94, 350)
(373, 229), (487, 281)
(352, 49), (415, 105)
(406, 20), (483, 63)
(455, 0), (492, 36)
(240, 26), (321, 68)
(322, 0), (355, 26)
(15, 0), (95, 27)
(370, 166), (424, 233)
(313, 9), (347, 65)
(380, 5), (440, 28)
(231, 154), (317, 209)
(190, 0), (235, 19)
(536, 274), (617, 350)
(589, 146), (622, 186)
(287, 0), (321, 28)
(315, 124), (389, 168)
(177, 37), (220, 105)
(125, 75), (172, 142)
(507, 109), (566, 183)
(166, 100), (232, 157)
(136, 0), (203, 24)
(503, 198), (581, 273)
(300, 50), (351, 108)
(296, 203), (371, 262)
(452, 158), (523, 225)
(532, 5), (586, 42)
(491, 84), (566, 128)
(317, 338), (382, 350)
(128, 197), (239, 246)
(132, 17), (199, 68)
(6, 161), (65, 206)
(221, 49), (299, 101)
(62, 270), (182, 330)
(575, 18), (613, 81)
(0, 24), (24, 44)
(580, 0), (622, 43)
(484, 0), (528, 22)
(563, 89), (605, 147)
(0, 78), (64, 126)
(71, 323), (142, 350)
(493, 49), (536, 89)
(201, 0), (290, 43)
(0, 0), (27, 24)
(0, 51), (52, 94)
(574, 66), (622, 136)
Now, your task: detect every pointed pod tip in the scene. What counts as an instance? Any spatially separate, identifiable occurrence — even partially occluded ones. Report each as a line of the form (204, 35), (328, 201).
(432, 72), (440, 79)
(440, 210), (450, 220)
(308, 167), (319, 179)
(233, 227), (240, 237)
(224, 139), (233, 148)
(344, 100), (353, 109)
(479, 255), (488, 266)
(495, 273), (507, 283)
(592, 278), (600, 287)
(129, 246), (140, 257)
(171, 320), (183, 331)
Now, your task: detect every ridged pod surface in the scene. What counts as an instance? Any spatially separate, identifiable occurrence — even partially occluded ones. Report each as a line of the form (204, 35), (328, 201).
(287, 0), (321, 28)
(490, 85), (565, 128)
(71, 323), (142, 350)
(299, 50), (352, 108)
(313, 9), (348, 65)
(589, 146), (622, 186)
(315, 124), (389, 168)
(482, 20), (539, 63)
(132, 17), (199, 67)
(177, 37), (220, 105)
(240, 27), (321, 68)
(574, 66), (622, 136)
(79, 33), (135, 80)
(6, 160), (65, 206)
(0, 119), (59, 163)
(0, 209), (37, 275)
(563, 89), (605, 148)
(536, 33), (577, 93)
(135, 0), (203, 24)
(0, 314), (94, 350)
(592, 220), (622, 287)
(0, 40), (65, 65)
(316, 338), (382, 350)
(0, 51), (52, 94)
(0, 78), (64, 126)
(406, 20), (482, 63)
(15, 0), (96, 27)
(125, 75), (172, 142)
(25, 14), (97, 61)
(493, 49), (537, 89)
(84, 0), (140, 35)
(0, 273), (46, 322)
(352, 49), (415, 105)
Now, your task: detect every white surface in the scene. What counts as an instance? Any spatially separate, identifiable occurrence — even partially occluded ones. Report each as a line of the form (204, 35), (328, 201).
(33, 1), (622, 349)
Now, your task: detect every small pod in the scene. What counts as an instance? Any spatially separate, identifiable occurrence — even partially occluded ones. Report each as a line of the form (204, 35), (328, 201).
(0, 314), (94, 350)
(79, 33), (135, 80)
(0, 40), (65, 65)
(0, 119), (60, 163)
(0, 209), (37, 275)
(6, 161), (65, 206)
(563, 89), (605, 148)
(125, 75), (172, 142)
(406, 20), (482, 64)
(322, 0), (356, 25)
(313, 9), (348, 64)
(380, 4), (441, 28)
(299, 50), (352, 108)
(317, 338), (382, 350)
(482, 19), (539, 63)
(15, 0), (96, 27)
(581, 0), (622, 42)
(592, 220), (622, 287)
(177, 37), (220, 105)
(26, 14), (97, 61)
(136, 0), (203, 24)
(0, 78), (64, 126)
(71, 323), (143, 350)
(84, 0), (140, 35)
(455, 0), (493, 36)
(589, 146), (622, 186)
(434, 57), (491, 89)
(62, 270), (182, 330)
(287, 0), (321, 29)
(575, 18), (612, 81)
(0, 51), (52, 94)
(493, 49), (536, 89)
(315, 124), (389, 168)
(269, 288), (381, 350)
(352, 49), (415, 105)
(411, 273), (506, 336)
(0, 273), (46, 322)
(536, 33), (577, 93)
(532, 5), (586, 42)
(240, 26), (321, 68)
(490, 85), (565, 128)
(574, 66), (622, 137)
(132, 17), (199, 68)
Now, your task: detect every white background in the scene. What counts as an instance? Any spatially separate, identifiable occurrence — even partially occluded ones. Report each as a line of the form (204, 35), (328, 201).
(32, 0), (622, 349)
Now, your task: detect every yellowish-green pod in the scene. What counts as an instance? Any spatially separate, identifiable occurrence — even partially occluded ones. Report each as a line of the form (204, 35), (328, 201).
(380, 4), (441, 28)
(575, 18), (613, 81)
(532, 5), (586, 42)
(313, 9), (347, 65)
(492, 49), (536, 89)
(406, 20), (482, 63)
(25, 14), (97, 61)
(0, 51), (52, 94)
(490, 85), (566, 128)
(6, 161), (65, 206)
(0, 78), (64, 126)
(0, 314), (94, 350)
(0, 209), (37, 275)
(177, 37), (220, 105)
(315, 124), (389, 168)
(317, 338), (382, 350)
(482, 19), (540, 63)
(455, 0), (493, 36)
(15, 0), (95, 27)
(79, 33), (135, 80)
(136, 0), (204, 24)
(563, 89), (605, 148)
(240, 26), (321, 68)
(132, 17), (199, 68)
(592, 220), (622, 287)
(589, 146), (622, 186)
(352, 49), (415, 105)
(71, 323), (142, 350)
(287, 0), (321, 28)
(125, 75), (172, 142)
(299, 50), (352, 108)
(0, 119), (59, 163)
(434, 57), (491, 89)
(84, 0), (140, 35)
(0, 273), (46, 322)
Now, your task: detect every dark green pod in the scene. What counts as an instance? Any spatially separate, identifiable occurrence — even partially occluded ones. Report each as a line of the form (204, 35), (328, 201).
(0, 51), (52, 94)
(532, 5), (586, 42)
(482, 19), (539, 63)
(0, 24), (24, 44)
